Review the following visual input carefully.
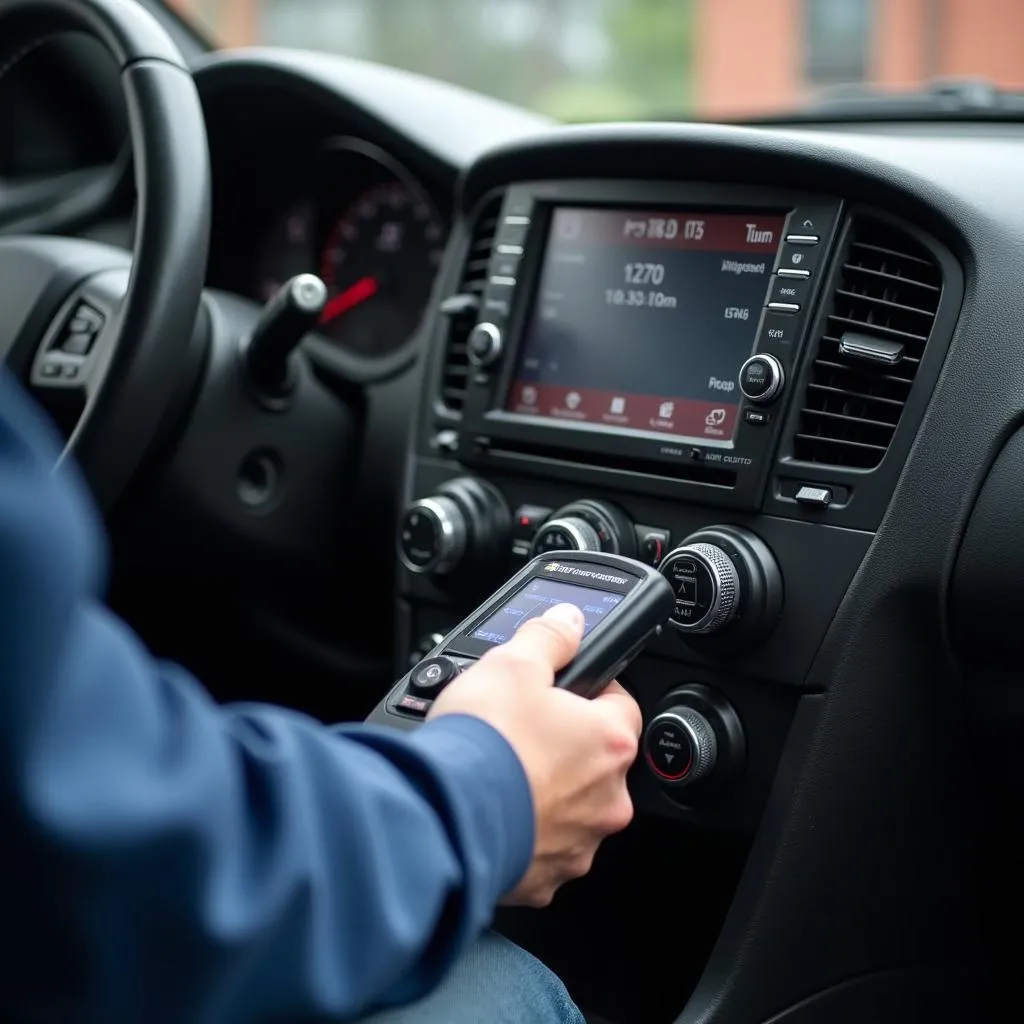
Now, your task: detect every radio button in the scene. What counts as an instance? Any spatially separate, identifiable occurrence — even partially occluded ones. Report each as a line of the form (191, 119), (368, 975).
(778, 241), (823, 276)
(759, 312), (800, 348)
(744, 408), (771, 426)
(739, 354), (785, 405)
(768, 276), (811, 309)
(467, 322), (503, 366)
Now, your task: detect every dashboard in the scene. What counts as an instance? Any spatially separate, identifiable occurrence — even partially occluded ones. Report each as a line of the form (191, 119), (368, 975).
(12, 37), (1024, 1024)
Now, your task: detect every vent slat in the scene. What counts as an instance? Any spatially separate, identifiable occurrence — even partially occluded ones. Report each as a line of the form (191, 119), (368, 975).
(437, 196), (502, 414)
(850, 240), (935, 269)
(828, 314), (928, 344)
(813, 357), (916, 386)
(833, 288), (935, 318)
(802, 407), (898, 432)
(793, 217), (941, 469)
(806, 381), (905, 409)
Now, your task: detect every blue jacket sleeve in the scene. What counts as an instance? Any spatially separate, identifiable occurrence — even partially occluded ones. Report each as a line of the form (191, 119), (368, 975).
(0, 373), (534, 1023)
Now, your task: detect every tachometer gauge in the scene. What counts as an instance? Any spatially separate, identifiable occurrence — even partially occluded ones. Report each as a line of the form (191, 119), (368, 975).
(318, 181), (445, 357)
(252, 200), (316, 304)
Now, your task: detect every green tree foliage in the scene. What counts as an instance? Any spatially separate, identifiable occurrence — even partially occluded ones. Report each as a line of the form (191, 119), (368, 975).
(605, 0), (694, 116)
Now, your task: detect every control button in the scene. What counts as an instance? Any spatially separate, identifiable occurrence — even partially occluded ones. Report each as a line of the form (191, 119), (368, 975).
(408, 656), (461, 698)
(644, 708), (718, 785)
(483, 296), (510, 317)
(488, 275), (517, 288)
(767, 301), (799, 313)
(467, 322), (503, 366)
(62, 364), (80, 380)
(759, 312), (801, 348)
(510, 538), (532, 561)
(778, 242), (823, 276)
(795, 484), (833, 508)
(785, 233), (820, 245)
(768, 276), (811, 308)
(531, 516), (601, 555)
(776, 267), (810, 279)
(513, 504), (553, 540)
(659, 543), (741, 634)
(40, 360), (62, 379)
(497, 222), (528, 248)
(636, 527), (671, 567)
(61, 335), (93, 356)
(398, 496), (468, 575)
(397, 694), (432, 715)
(491, 255), (519, 279)
(744, 408), (771, 426)
(433, 430), (459, 456)
(738, 354), (785, 405)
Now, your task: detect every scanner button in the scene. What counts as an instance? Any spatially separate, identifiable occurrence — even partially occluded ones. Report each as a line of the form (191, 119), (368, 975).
(409, 656), (461, 697)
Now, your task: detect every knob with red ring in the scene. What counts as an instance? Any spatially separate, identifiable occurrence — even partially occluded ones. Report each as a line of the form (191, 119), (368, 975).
(643, 707), (718, 787)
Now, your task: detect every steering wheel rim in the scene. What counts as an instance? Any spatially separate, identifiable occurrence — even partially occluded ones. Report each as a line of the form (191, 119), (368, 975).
(0, 0), (210, 507)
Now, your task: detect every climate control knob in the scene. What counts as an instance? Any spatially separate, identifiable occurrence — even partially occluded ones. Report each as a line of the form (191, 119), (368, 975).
(398, 478), (510, 581)
(529, 499), (636, 558)
(531, 516), (601, 554)
(658, 543), (741, 634)
(399, 497), (467, 575)
(643, 707), (718, 787)
(658, 526), (783, 649)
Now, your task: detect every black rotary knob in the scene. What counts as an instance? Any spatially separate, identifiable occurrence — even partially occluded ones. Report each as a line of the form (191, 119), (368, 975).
(658, 543), (741, 634)
(529, 500), (636, 558)
(398, 496), (467, 575)
(398, 478), (511, 583)
(531, 516), (601, 555)
(738, 354), (785, 405)
(643, 707), (718, 787)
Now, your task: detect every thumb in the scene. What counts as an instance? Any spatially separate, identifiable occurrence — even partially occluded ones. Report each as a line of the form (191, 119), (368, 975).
(499, 603), (585, 681)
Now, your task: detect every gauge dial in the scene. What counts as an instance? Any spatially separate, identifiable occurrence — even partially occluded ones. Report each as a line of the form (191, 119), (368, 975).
(318, 181), (445, 357)
(252, 201), (316, 304)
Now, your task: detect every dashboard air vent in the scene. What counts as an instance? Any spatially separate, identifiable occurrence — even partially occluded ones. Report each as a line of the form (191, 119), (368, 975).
(437, 194), (502, 414)
(793, 217), (942, 469)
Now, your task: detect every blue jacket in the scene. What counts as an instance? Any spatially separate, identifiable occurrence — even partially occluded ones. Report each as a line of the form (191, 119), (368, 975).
(0, 372), (534, 1022)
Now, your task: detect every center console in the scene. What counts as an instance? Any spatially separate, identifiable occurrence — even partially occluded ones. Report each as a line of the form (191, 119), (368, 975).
(380, 173), (955, 833)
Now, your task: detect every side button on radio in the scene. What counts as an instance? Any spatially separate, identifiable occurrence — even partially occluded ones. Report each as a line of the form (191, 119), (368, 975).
(738, 354), (785, 405)
(467, 322), (503, 366)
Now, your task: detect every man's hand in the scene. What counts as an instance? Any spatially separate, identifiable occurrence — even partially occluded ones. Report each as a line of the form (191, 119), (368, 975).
(427, 604), (642, 907)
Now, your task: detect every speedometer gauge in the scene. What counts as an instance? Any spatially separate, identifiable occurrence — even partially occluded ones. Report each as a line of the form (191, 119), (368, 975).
(318, 181), (445, 358)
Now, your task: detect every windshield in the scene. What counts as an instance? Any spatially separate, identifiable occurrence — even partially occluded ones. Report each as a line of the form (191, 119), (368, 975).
(169, 0), (1024, 121)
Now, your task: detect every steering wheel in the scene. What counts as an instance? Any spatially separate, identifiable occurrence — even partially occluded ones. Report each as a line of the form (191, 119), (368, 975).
(0, 0), (209, 508)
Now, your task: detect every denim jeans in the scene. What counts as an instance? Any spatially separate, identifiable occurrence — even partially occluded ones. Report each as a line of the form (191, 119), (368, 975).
(359, 932), (586, 1024)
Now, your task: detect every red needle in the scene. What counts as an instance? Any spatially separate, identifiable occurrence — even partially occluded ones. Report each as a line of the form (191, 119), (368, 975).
(320, 276), (379, 324)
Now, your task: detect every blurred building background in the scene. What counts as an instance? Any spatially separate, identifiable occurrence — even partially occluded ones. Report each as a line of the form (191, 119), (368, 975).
(167, 0), (1024, 120)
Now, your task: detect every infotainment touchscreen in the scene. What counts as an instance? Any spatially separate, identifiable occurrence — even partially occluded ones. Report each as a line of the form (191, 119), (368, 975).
(507, 207), (786, 444)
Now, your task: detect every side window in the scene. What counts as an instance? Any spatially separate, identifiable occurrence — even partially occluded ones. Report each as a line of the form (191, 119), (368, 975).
(804, 0), (873, 86)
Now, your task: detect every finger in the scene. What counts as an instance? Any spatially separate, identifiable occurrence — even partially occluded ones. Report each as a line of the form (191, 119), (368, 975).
(593, 681), (643, 738)
(497, 603), (584, 679)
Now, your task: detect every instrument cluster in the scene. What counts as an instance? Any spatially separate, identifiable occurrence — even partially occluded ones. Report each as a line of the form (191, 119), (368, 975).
(251, 138), (447, 360)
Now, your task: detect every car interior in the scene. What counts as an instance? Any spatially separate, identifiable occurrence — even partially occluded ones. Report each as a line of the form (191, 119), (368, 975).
(3, 0), (1024, 1021)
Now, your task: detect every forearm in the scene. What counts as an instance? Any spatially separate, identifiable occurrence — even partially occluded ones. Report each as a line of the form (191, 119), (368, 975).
(0, 372), (533, 1020)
